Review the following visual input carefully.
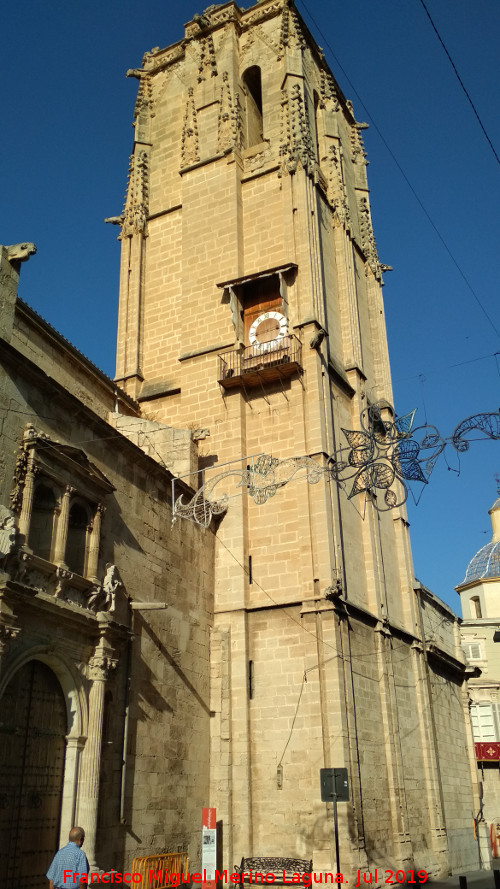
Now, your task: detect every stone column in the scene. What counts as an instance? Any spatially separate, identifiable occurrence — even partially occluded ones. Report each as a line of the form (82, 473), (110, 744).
(53, 485), (74, 567)
(59, 736), (85, 843)
(77, 653), (115, 867)
(87, 505), (105, 583)
(18, 455), (37, 543)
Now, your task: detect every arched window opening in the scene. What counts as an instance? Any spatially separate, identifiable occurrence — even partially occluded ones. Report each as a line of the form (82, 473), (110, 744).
(66, 501), (89, 576)
(471, 596), (482, 619)
(243, 66), (263, 147)
(29, 483), (57, 560)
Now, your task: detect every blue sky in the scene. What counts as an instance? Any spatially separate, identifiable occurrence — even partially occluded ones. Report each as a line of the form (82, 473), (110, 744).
(2, 0), (499, 613)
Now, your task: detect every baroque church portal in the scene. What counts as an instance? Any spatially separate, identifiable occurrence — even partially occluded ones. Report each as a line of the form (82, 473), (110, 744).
(0, 0), (482, 884)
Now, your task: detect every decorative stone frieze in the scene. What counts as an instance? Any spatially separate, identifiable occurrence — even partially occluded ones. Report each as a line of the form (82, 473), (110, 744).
(244, 1), (282, 28)
(142, 44), (185, 73)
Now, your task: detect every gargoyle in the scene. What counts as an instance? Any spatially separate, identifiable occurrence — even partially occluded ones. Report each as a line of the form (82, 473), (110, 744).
(6, 243), (37, 263)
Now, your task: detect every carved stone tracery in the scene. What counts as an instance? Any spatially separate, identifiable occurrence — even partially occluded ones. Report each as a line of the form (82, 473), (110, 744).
(217, 72), (243, 153)
(351, 122), (368, 166)
(181, 88), (200, 167)
(280, 84), (315, 174)
(133, 72), (154, 121)
(195, 33), (218, 82)
(121, 149), (149, 238)
(278, 2), (306, 57)
(327, 143), (351, 227)
(358, 195), (382, 278)
(320, 69), (340, 112)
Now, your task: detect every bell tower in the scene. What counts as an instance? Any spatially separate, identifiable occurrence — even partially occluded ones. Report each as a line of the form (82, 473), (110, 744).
(115, 0), (478, 876)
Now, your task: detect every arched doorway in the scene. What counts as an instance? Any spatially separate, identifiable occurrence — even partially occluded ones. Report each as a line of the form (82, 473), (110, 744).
(0, 659), (67, 888)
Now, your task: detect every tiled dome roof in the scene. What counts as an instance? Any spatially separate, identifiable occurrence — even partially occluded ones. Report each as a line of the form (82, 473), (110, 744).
(462, 540), (500, 584)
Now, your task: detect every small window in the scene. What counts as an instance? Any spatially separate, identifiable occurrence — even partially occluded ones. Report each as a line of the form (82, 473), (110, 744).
(242, 66), (263, 147)
(462, 642), (482, 661)
(471, 596), (482, 619)
(470, 703), (499, 742)
(243, 275), (282, 343)
(66, 501), (90, 575)
(29, 483), (57, 560)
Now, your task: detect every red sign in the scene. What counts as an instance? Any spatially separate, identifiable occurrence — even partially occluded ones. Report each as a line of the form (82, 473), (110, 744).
(202, 807), (216, 829)
(475, 742), (500, 761)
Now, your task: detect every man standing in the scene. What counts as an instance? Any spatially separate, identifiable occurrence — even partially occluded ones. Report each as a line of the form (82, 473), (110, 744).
(46, 827), (89, 888)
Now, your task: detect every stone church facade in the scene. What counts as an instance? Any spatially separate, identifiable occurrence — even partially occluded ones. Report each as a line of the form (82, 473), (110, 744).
(0, 0), (482, 885)
(0, 245), (215, 885)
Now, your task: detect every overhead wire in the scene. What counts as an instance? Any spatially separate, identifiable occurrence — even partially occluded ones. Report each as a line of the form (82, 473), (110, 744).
(294, 0), (500, 343)
(417, 0), (500, 167)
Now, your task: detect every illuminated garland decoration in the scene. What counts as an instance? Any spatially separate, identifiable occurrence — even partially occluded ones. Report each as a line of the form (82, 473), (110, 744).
(172, 408), (500, 526)
(327, 403), (445, 511)
(173, 455), (322, 526)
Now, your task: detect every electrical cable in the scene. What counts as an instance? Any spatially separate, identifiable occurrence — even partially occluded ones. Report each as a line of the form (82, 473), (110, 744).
(417, 0), (500, 167)
(294, 0), (500, 342)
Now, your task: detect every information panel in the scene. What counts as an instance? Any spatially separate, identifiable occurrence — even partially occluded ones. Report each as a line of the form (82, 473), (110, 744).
(202, 807), (217, 884)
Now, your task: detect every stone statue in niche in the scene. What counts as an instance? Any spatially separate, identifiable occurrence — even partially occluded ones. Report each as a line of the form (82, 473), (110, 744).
(88, 563), (122, 614)
(0, 506), (17, 565)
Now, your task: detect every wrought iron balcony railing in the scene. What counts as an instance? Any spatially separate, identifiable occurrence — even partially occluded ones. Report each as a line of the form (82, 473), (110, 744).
(217, 334), (302, 389)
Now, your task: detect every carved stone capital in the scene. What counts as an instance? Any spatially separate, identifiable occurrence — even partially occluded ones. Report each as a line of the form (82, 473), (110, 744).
(88, 655), (117, 682)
